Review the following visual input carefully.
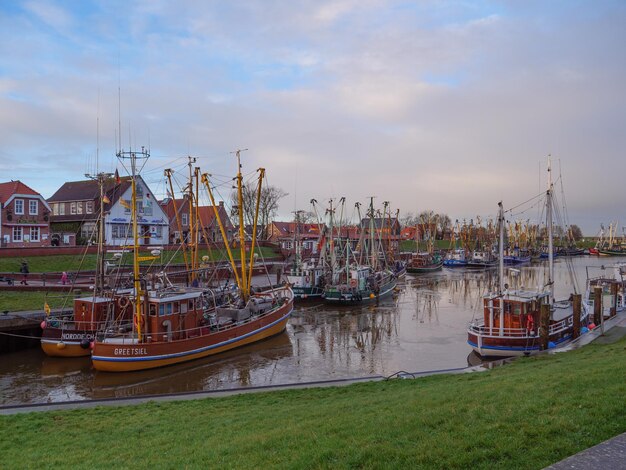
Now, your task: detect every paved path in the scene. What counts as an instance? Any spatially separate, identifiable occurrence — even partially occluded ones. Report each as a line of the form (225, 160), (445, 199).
(545, 432), (626, 469)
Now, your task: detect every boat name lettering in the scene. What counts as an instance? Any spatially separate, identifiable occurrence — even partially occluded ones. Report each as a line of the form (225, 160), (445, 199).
(61, 333), (95, 341)
(114, 347), (148, 356)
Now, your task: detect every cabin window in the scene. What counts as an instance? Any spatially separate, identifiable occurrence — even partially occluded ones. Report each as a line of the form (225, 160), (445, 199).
(166, 303), (173, 315)
(513, 305), (522, 315)
(180, 302), (188, 314)
(173, 302), (180, 314)
(188, 299), (194, 310)
(149, 304), (157, 317)
(159, 304), (165, 316)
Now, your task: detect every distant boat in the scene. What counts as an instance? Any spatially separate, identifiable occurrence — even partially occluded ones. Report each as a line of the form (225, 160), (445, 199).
(443, 249), (468, 267)
(406, 252), (443, 273)
(466, 250), (498, 269)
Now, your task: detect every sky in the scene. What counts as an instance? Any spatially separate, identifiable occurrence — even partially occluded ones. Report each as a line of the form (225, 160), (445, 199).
(1, 0), (625, 235)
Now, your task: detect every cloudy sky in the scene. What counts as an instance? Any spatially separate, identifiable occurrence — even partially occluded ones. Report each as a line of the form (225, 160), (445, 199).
(1, 1), (624, 234)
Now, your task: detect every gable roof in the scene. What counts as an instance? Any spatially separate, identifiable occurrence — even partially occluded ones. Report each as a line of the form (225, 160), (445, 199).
(0, 180), (40, 205)
(47, 176), (132, 204)
(198, 205), (232, 228)
(159, 198), (190, 222)
(272, 221), (322, 236)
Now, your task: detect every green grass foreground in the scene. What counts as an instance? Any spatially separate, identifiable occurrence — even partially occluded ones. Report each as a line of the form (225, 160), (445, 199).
(1, 337), (625, 469)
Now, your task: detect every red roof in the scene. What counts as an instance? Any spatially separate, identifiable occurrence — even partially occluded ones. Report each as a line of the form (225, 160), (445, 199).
(272, 221), (322, 235)
(0, 180), (40, 204)
(198, 205), (232, 228)
(159, 198), (190, 222)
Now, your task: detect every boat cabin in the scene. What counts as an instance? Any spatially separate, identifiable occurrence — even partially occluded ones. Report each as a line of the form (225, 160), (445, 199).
(74, 296), (118, 331)
(482, 290), (548, 335)
(145, 290), (205, 342)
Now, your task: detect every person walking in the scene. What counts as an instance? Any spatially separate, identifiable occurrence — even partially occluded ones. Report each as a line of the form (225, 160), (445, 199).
(19, 261), (29, 285)
(60, 271), (68, 285)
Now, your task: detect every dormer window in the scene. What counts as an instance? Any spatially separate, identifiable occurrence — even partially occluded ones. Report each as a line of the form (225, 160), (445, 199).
(29, 200), (38, 215)
(14, 199), (24, 215)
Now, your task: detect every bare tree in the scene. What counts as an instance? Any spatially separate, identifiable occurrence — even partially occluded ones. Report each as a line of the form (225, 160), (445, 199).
(231, 183), (288, 239)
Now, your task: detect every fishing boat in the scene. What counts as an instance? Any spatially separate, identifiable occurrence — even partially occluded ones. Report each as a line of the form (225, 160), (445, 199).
(41, 173), (133, 357)
(406, 252), (443, 273)
(466, 251), (497, 269)
(285, 259), (325, 301)
(467, 164), (590, 357)
(322, 198), (397, 304)
(91, 149), (293, 372)
(582, 263), (626, 318)
(443, 248), (467, 267)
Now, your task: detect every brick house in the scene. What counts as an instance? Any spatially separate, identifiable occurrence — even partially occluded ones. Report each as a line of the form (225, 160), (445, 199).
(48, 175), (169, 246)
(0, 180), (51, 247)
(159, 199), (233, 245)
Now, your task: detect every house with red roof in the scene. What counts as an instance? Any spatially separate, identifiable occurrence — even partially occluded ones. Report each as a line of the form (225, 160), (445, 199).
(158, 199), (234, 245)
(0, 180), (51, 248)
(267, 221), (324, 256)
(48, 175), (169, 246)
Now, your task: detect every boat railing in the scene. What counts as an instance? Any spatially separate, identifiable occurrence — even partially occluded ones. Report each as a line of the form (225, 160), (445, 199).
(468, 322), (529, 338)
(43, 317), (112, 330)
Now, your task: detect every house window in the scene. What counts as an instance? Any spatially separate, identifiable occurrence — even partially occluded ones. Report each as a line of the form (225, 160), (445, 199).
(143, 199), (152, 216)
(86, 201), (93, 214)
(182, 213), (188, 226)
(76, 202), (83, 214)
(14, 199), (24, 215)
(29, 200), (38, 215)
(59, 203), (65, 215)
(52, 203), (59, 216)
(12, 226), (22, 242)
(123, 200), (131, 214)
(70, 202), (76, 214)
(136, 185), (143, 196)
(111, 224), (129, 239)
(30, 227), (40, 242)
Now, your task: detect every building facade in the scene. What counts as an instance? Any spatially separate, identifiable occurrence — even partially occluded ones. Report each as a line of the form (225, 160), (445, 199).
(0, 181), (51, 248)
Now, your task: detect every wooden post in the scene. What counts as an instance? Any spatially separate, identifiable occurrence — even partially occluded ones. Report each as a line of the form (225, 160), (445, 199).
(610, 282), (618, 317)
(572, 294), (581, 339)
(593, 286), (602, 325)
(540, 303), (550, 350)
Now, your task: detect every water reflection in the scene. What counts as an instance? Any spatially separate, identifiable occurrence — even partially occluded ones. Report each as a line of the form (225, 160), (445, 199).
(1, 256), (621, 406)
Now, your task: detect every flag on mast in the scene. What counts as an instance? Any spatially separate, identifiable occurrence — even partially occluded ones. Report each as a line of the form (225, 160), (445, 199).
(115, 168), (121, 184)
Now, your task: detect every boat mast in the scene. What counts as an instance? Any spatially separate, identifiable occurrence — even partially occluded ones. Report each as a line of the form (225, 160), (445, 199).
(235, 149), (249, 299)
(498, 201), (505, 295)
(117, 146), (149, 341)
(547, 158), (554, 303)
(369, 197), (376, 270)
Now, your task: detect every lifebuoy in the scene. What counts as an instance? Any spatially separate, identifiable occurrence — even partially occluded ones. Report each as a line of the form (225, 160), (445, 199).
(526, 314), (535, 333)
(350, 279), (357, 288)
(118, 296), (130, 309)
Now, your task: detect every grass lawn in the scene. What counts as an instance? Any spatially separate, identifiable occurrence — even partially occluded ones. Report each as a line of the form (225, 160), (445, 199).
(0, 246), (281, 273)
(0, 291), (74, 313)
(1, 335), (624, 468)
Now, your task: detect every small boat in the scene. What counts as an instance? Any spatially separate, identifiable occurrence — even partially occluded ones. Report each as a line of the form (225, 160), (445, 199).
(41, 173), (132, 357)
(443, 249), (468, 267)
(284, 259), (325, 301)
(466, 250), (498, 269)
(406, 252), (443, 273)
(323, 265), (397, 304)
(582, 263), (626, 318)
(91, 148), (294, 372)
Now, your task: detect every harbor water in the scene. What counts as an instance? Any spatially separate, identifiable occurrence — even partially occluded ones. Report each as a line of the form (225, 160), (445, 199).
(0, 256), (619, 406)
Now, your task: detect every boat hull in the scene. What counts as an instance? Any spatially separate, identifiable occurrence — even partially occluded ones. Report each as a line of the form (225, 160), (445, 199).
(41, 327), (95, 357)
(92, 301), (293, 372)
(406, 262), (443, 273)
(323, 278), (397, 305)
(292, 286), (324, 301)
(443, 259), (467, 267)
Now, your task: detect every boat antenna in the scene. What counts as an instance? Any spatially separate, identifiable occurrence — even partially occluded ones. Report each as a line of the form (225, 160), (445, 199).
(547, 156), (554, 304)
(498, 201), (505, 295)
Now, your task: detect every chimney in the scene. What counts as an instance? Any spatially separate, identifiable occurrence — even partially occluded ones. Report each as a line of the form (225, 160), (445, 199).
(219, 201), (224, 207)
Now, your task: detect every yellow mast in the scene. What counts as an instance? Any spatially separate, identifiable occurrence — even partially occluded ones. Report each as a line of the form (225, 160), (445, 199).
(246, 168), (265, 294)
(187, 156), (196, 284)
(200, 173), (242, 290)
